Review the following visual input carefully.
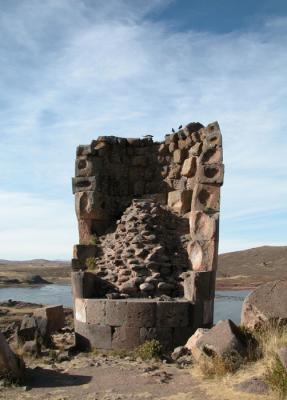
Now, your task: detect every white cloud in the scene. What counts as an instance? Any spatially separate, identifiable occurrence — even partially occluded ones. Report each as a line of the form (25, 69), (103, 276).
(0, 191), (77, 260)
(0, 2), (286, 258)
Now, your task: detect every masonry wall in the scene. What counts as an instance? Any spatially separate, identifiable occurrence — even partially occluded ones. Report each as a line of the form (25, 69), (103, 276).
(72, 121), (224, 350)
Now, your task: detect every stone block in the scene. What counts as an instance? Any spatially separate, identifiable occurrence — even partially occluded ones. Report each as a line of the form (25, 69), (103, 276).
(173, 149), (185, 163)
(76, 144), (92, 157)
(72, 177), (97, 194)
(132, 156), (146, 167)
(169, 142), (178, 153)
(75, 191), (112, 220)
(34, 305), (65, 333)
(184, 122), (204, 134)
(105, 300), (127, 326)
(71, 271), (107, 298)
(191, 183), (220, 213)
(190, 302), (204, 329)
(189, 211), (219, 241)
(126, 301), (156, 327)
(75, 320), (112, 349)
(170, 177), (187, 191)
(173, 327), (195, 348)
(158, 143), (168, 155)
(71, 257), (86, 271)
(183, 271), (216, 302)
(178, 139), (187, 150)
(197, 163), (224, 185)
(205, 121), (222, 147)
(187, 239), (218, 271)
(181, 157), (197, 178)
(74, 298), (87, 323)
(112, 326), (140, 349)
(200, 144), (223, 164)
(203, 299), (214, 327)
(156, 302), (189, 327)
(139, 327), (173, 350)
(78, 219), (93, 245)
(75, 156), (103, 177)
(168, 190), (192, 214)
(73, 244), (98, 261)
(189, 142), (202, 157)
(86, 299), (107, 325)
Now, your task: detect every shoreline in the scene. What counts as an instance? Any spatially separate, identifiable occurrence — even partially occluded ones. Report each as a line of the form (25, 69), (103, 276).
(0, 280), (255, 292)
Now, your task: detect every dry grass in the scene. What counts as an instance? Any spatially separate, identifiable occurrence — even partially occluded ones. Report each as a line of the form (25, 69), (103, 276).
(197, 351), (244, 377)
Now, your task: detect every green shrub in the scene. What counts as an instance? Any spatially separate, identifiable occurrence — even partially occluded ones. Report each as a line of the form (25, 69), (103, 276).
(90, 235), (97, 245)
(86, 257), (98, 271)
(135, 340), (162, 361)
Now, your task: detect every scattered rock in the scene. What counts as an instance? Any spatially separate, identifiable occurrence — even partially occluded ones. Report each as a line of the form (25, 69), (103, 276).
(241, 280), (287, 329)
(233, 377), (269, 395)
(186, 320), (247, 361)
(171, 346), (189, 361)
(176, 355), (193, 367)
(185, 328), (209, 359)
(16, 314), (51, 350)
(34, 305), (65, 333)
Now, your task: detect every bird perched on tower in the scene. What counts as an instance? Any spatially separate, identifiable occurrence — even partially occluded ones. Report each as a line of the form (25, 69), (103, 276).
(171, 128), (175, 133)
(178, 125), (182, 129)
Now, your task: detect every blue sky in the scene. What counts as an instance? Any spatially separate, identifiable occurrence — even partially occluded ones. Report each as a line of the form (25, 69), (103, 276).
(0, 0), (286, 259)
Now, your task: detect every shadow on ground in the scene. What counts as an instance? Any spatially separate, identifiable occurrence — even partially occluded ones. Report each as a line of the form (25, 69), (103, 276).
(25, 367), (92, 388)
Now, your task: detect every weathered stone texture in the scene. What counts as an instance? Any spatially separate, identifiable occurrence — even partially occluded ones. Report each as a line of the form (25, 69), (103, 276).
(241, 280), (287, 329)
(72, 121), (224, 351)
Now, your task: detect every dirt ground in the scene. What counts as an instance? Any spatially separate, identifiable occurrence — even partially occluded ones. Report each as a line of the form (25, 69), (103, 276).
(0, 350), (275, 400)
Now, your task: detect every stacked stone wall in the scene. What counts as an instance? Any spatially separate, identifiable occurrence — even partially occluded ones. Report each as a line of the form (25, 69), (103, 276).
(72, 120), (224, 350)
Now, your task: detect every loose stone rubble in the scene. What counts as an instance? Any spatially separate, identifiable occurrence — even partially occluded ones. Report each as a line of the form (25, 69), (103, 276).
(71, 121), (224, 350)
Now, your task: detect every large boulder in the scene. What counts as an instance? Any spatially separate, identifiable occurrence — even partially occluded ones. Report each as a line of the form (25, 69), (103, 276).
(33, 305), (65, 333)
(16, 314), (51, 350)
(241, 280), (287, 329)
(0, 332), (25, 382)
(185, 320), (247, 361)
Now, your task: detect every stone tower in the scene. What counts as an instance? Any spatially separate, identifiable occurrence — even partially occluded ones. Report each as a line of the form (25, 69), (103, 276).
(71, 121), (224, 350)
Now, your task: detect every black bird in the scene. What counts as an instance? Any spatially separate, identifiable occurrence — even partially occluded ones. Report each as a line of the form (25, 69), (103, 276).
(172, 128), (175, 133)
(143, 134), (153, 139)
(178, 125), (182, 129)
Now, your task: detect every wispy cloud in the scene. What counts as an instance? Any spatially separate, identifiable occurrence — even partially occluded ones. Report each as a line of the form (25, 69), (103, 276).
(0, 1), (286, 258)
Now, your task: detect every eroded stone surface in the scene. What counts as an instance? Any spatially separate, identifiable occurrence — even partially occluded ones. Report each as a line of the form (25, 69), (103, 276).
(241, 280), (287, 329)
(71, 121), (224, 350)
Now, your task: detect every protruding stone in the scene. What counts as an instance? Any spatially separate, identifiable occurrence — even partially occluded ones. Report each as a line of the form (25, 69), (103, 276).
(191, 183), (220, 212)
(181, 157), (197, 177)
(168, 190), (192, 214)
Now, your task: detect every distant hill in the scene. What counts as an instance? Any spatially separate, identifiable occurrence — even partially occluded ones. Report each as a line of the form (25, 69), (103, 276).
(217, 245), (287, 289)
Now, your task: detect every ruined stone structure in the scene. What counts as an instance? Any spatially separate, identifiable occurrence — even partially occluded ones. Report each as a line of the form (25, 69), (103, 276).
(71, 121), (224, 350)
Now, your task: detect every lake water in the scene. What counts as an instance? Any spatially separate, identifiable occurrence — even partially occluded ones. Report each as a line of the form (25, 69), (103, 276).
(0, 284), (250, 324)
